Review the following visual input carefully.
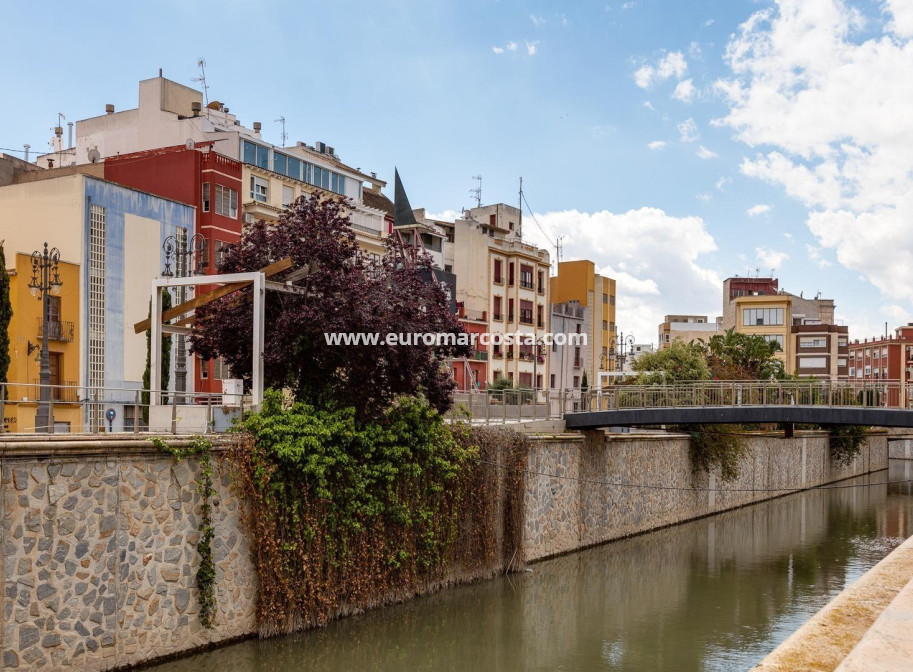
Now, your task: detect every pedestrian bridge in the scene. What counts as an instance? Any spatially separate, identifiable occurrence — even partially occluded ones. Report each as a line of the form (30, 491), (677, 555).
(564, 381), (913, 430)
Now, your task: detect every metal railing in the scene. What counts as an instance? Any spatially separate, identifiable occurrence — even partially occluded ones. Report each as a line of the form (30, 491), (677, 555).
(576, 380), (913, 412)
(0, 381), (248, 435)
(446, 388), (583, 424)
(37, 318), (75, 342)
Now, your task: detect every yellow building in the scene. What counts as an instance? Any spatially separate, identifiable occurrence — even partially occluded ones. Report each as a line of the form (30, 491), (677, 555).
(733, 294), (794, 374)
(4, 253), (81, 433)
(550, 260), (616, 383)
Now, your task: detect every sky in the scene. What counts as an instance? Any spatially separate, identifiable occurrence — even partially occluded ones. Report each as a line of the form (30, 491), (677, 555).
(2, 0), (912, 345)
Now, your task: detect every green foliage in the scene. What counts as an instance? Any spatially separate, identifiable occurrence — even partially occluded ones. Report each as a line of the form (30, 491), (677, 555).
(823, 424), (868, 466)
(232, 390), (526, 636)
(142, 289), (173, 423)
(580, 370), (589, 395)
(680, 424), (752, 482)
(633, 340), (711, 384)
(487, 376), (513, 392)
(707, 328), (787, 380)
(0, 242), (11, 400)
(152, 436), (217, 628)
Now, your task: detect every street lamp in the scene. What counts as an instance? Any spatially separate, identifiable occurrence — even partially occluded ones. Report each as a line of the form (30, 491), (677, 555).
(29, 243), (62, 433)
(162, 233), (208, 278)
(614, 331), (636, 372)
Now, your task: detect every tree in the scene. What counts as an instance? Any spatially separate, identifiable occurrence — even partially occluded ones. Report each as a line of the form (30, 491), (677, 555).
(706, 328), (786, 380)
(0, 241), (11, 401)
(141, 289), (172, 423)
(580, 370), (589, 395)
(191, 194), (469, 420)
(633, 340), (710, 384)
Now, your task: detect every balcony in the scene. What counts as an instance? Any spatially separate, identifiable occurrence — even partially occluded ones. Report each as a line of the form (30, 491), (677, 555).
(471, 350), (488, 361)
(493, 313), (503, 321)
(37, 319), (75, 343)
(520, 280), (534, 290)
(29, 380), (79, 402)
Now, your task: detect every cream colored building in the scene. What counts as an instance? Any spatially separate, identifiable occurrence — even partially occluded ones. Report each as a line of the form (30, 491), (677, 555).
(38, 74), (390, 258)
(734, 294), (794, 373)
(441, 204), (550, 389)
(658, 315), (723, 349)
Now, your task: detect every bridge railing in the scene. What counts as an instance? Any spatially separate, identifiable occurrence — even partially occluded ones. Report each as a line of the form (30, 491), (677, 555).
(579, 380), (910, 412)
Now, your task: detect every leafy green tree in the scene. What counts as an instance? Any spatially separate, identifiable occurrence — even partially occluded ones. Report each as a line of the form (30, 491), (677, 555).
(633, 340), (711, 384)
(0, 241), (11, 401)
(706, 328), (786, 380)
(141, 289), (173, 423)
(580, 370), (589, 395)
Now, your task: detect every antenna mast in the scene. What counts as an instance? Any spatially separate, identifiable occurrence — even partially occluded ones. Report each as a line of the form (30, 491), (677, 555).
(275, 116), (287, 147)
(518, 176), (523, 239)
(470, 175), (482, 208)
(192, 59), (210, 107)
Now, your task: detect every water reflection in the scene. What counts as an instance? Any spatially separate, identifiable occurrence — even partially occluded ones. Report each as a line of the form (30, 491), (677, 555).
(151, 461), (913, 672)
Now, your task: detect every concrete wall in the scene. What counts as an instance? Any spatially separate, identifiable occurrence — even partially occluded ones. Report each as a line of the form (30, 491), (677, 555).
(523, 430), (888, 562)
(889, 439), (913, 460)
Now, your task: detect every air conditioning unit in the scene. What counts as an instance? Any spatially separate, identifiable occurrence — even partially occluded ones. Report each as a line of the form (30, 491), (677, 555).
(315, 141), (326, 154)
(221, 379), (243, 407)
(243, 213), (256, 224)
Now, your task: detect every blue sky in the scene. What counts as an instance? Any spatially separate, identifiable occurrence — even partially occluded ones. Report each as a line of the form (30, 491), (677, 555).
(2, 0), (912, 344)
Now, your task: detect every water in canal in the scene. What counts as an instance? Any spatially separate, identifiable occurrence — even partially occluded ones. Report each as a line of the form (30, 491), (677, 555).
(151, 460), (913, 672)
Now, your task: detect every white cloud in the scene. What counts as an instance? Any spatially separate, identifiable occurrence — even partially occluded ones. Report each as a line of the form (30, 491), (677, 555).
(715, 176), (732, 191)
(427, 209), (461, 223)
(507, 41), (518, 51)
(526, 40), (539, 56)
(704, 19), (715, 27)
(695, 192), (713, 202)
(522, 207), (720, 343)
(678, 117), (698, 142)
(531, 14), (546, 26)
(492, 46), (505, 55)
(806, 243), (832, 268)
(635, 51), (687, 88)
(746, 203), (772, 216)
(671, 78), (696, 102)
(715, 0), (913, 309)
(688, 41), (703, 60)
(642, 101), (656, 111)
(783, 232), (794, 241)
(647, 140), (667, 150)
(622, 1), (636, 9)
(697, 145), (718, 159)
(885, 0), (913, 37)
(756, 246), (789, 269)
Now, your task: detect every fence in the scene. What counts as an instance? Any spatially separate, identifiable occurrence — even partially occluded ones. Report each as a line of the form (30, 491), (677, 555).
(0, 381), (246, 435)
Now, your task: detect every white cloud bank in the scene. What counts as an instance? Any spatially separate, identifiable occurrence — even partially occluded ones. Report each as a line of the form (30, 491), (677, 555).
(522, 207), (720, 342)
(756, 246), (789, 270)
(714, 0), (913, 323)
(746, 203), (772, 216)
(635, 51), (687, 88)
(647, 140), (667, 150)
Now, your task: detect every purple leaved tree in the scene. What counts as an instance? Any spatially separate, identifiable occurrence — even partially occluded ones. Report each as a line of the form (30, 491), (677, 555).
(190, 194), (469, 420)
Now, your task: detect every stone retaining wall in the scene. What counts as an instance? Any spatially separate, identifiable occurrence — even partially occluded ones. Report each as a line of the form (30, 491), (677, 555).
(888, 439), (913, 460)
(524, 430), (888, 562)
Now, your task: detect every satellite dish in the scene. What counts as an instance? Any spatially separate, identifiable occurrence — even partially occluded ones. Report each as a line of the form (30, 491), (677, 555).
(185, 138), (196, 150)
(87, 148), (101, 163)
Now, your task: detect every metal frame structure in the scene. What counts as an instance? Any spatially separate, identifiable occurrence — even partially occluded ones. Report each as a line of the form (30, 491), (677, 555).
(149, 271), (266, 408)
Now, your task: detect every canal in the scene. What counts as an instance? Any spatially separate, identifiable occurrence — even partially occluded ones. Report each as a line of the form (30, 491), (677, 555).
(150, 460), (913, 672)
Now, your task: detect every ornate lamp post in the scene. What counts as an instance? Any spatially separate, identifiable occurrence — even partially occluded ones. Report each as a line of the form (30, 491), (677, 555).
(614, 331), (636, 372)
(28, 243), (62, 433)
(162, 233), (208, 278)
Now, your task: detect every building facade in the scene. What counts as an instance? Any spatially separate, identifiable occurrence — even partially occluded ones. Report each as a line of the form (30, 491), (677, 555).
(658, 315), (723, 349)
(549, 301), (586, 392)
(550, 260), (616, 382)
(848, 325), (913, 406)
(0, 172), (195, 431)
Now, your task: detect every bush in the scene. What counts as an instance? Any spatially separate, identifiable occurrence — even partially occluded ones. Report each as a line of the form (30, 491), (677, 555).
(824, 424), (868, 465)
(677, 424), (752, 482)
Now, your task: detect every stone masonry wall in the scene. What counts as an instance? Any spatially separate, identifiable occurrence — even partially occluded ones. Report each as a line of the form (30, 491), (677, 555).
(0, 439), (256, 671)
(523, 431), (888, 562)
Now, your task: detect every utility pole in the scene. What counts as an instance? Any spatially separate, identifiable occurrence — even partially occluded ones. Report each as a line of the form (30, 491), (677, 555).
(28, 243), (63, 433)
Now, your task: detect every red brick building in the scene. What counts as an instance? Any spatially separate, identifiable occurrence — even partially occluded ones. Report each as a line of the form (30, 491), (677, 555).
(104, 142), (243, 395)
(847, 325), (913, 407)
(452, 304), (488, 391)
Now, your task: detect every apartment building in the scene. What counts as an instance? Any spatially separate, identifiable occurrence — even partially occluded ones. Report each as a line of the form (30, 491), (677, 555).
(658, 315), (723, 349)
(549, 301), (587, 391)
(847, 325), (913, 406)
(550, 260), (616, 382)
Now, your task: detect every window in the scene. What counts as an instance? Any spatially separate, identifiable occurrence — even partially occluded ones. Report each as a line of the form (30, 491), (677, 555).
(610, 295), (615, 306)
(508, 262), (515, 286)
(573, 375), (580, 388)
(213, 357), (229, 380)
(214, 185), (238, 218)
(520, 264), (533, 289)
(256, 144), (270, 169)
(494, 259), (503, 283)
(574, 347), (581, 367)
(273, 152), (287, 176)
(493, 296), (502, 320)
(508, 298), (515, 322)
(242, 140), (257, 165)
(287, 156), (301, 181)
(602, 320), (608, 331)
(537, 304), (544, 328)
(202, 182), (210, 212)
(762, 334), (784, 346)
(199, 354), (209, 379)
(799, 357), (827, 369)
(537, 270), (544, 293)
(603, 293), (608, 304)
(215, 240), (230, 268)
(610, 321), (615, 332)
(838, 358), (848, 367)
(489, 214), (496, 227)
(799, 336), (827, 348)
(550, 374), (555, 389)
(743, 308), (784, 326)
(250, 176), (268, 202)
(519, 300), (533, 325)
(282, 185), (295, 207)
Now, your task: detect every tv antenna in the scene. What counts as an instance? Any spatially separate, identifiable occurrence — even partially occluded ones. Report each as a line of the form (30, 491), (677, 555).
(470, 175), (482, 208)
(275, 117), (287, 147)
(192, 59), (210, 106)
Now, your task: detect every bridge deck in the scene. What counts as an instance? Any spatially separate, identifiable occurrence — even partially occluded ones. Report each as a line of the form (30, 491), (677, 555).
(564, 405), (913, 430)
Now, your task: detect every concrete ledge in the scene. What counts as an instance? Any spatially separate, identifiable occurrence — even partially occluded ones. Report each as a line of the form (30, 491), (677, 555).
(755, 535), (913, 671)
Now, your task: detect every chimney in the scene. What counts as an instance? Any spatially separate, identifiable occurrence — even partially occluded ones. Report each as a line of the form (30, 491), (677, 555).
(253, 121), (262, 135)
(191, 101), (202, 116)
(67, 122), (73, 148)
(23, 144), (30, 162)
(105, 104), (115, 115)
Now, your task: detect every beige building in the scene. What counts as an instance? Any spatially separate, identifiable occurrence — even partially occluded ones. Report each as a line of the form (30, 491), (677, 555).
(658, 315), (723, 349)
(549, 260), (616, 384)
(734, 295), (794, 371)
(440, 204), (551, 388)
